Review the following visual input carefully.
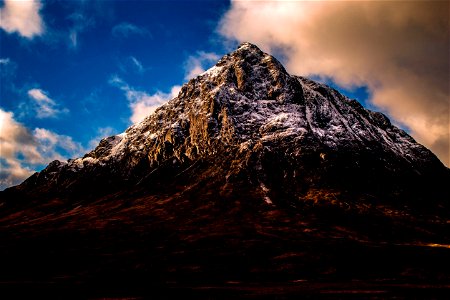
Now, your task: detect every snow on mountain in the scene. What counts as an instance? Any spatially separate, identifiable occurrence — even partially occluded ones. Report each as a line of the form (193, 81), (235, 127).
(11, 42), (445, 198)
(59, 43), (434, 171)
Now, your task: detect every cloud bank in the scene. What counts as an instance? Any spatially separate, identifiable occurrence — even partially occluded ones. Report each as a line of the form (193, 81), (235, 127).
(220, 0), (449, 166)
(0, 109), (84, 190)
(0, 0), (44, 38)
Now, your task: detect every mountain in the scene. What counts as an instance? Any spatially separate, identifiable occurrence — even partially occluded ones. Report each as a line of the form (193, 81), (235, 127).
(1, 42), (449, 298)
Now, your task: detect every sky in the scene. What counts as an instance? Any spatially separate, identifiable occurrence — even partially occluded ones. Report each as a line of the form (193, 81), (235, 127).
(0, 0), (448, 190)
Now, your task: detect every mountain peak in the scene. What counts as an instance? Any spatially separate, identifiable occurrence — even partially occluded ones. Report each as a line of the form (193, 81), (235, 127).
(4, 43), (447, 207)
(204, 42), (303, 105)
(235, 41), (265, 57)
(237, 41), (261, 49)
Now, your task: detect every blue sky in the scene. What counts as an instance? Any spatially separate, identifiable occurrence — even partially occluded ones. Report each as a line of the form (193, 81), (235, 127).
(1, 0), (448, 189)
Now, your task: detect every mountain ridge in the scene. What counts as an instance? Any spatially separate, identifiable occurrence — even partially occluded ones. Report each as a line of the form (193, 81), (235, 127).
(6, 42), (446, 201)
(0, 42), (449, 297)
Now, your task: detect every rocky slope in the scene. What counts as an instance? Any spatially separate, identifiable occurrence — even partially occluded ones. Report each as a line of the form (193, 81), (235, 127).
(6, 43), (448, 208)
(0, 42), (449, 297)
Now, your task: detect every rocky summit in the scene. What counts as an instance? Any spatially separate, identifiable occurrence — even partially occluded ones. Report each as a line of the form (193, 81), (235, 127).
(1, 43), (449, 298)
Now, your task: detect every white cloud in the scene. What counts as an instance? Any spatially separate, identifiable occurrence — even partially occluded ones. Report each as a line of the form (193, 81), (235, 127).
(109, 76), (181, 124)
(220, 0), (449, 166)
(128, 87), (181, 124)
(184, 51), (220, 80)
(69, 30), (78, 48)
(27, 88), (69, 118)
(0, 58), (11, 65)
(33, 128), (84, 158)
(0, 109), (84, 190)
(130, 56), (145, 73)
(0, 0), (44, 38)
(112, 22), (150, 38)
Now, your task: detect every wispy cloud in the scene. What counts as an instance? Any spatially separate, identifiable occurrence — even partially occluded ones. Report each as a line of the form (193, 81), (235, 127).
(184, 51), (220, 80)
(27, 88), (69, 119)
(0, 0), (44, 39)
(118, 56), (148, 75)
(0, 109), (84, 190)
(69, 30), (78, 48)
(130, 56), (145, 74)
(112, 22), (150, 38)
(109, 75), (180, 123)
(66, 12), (95, 49)
(220, 0), (450, 166)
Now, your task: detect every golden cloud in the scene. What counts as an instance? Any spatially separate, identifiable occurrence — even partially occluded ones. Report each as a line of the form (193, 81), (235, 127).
(220, 0), (449, 166)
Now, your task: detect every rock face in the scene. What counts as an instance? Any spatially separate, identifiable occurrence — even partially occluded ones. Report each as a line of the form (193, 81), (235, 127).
(7, 42), (447, 210)
(0, 43), (449, 296)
